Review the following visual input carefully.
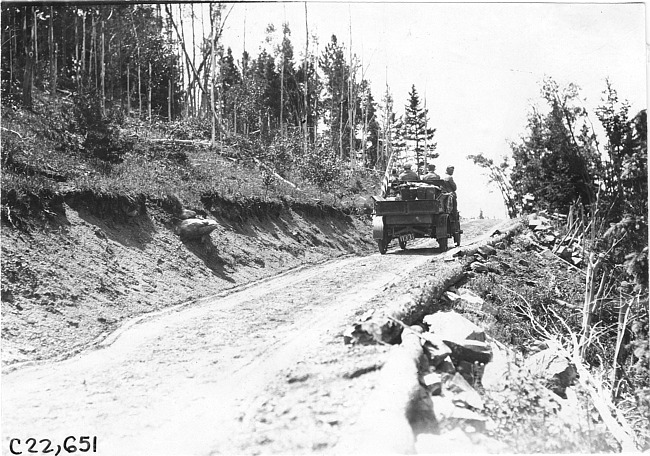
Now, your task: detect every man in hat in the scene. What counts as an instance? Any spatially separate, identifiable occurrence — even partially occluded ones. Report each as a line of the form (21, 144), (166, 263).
(389, 168), (399, 184)
(398, 163), (419, 182)
(442, 165), (457, 193)
(442, 165), (458, 215)
(421, 164), (440, 182)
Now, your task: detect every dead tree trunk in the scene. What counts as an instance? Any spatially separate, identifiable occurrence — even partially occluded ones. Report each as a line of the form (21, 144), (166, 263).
(49, 7), (56, 95)
(33, 8), (38, 66)
(74, 11), (79, 92)
(81, 10), (86, 79)
(101, 19), (105, 115)
(148, 60), (152, 122)
(126, 62), (131, 113)
(22, 7), (34, 109)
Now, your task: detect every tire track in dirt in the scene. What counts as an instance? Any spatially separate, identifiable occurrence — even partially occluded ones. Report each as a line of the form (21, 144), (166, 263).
(2, 219), (504, 455)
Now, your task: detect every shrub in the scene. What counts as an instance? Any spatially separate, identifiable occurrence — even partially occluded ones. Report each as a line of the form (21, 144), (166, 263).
(69, 92), (133, 163)
(484, 366), (615, 452)
(298, 142), (342, 191)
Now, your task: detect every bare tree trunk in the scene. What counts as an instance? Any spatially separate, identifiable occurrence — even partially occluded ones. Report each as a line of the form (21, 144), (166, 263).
(339, 98), (344, 159)
(101, 19), (105, 115)
(117, 31), (122, 105)
(74, 11), (79, 92)
(168, 78), (173, 121)
(348, 10), (355, 166)
(91, 14), (97, 90)
(210, 5), (216, 145)
(303, 3), (309, 152)
(190, 3), (197, 117)
(233, 102), (237, 134)
(280, 59), (284, 136)
(33, 8), (38, 66)
(314, 60), (318, 139)
(49, 7), (56, 94)
(22, 7), (34, 109)
(81, 11), (86, 78)
(130, 7), (142, 117)
(8, 10), (14, 95)
(362, 90), (368, 165)
(137, 57), (141, 116)
(54, 43), (58, 95)
(169, 5), (176, 121)
(148, 60), (152, 122)
(126, 62), (131, 113)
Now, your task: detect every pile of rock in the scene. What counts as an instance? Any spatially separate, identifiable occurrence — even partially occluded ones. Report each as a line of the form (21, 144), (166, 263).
(465, 244), (502, 275)
(419, 310), (491, 421)
(524, 213), (584, 268)
(414, 308), (509, 452)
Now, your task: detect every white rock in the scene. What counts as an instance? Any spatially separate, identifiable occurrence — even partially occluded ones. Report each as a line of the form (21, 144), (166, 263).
(179, 209), (196, 220)
(424, 311), (486, 342)
(457, 288), (485, 307)
(177, 218), (219, 239)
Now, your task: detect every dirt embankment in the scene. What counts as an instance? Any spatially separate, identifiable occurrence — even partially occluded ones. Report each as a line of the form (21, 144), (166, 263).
(1, 189), (375, 367)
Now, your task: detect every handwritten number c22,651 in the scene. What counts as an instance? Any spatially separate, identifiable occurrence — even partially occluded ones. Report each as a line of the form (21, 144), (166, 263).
(9, 437), (97, 455)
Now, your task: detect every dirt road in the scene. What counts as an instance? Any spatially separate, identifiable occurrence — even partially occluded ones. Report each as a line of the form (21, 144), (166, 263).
(2, 219), (503, 455)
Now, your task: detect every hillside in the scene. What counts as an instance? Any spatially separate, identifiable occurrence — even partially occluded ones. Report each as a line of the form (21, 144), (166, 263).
(1, 91), (379, 367)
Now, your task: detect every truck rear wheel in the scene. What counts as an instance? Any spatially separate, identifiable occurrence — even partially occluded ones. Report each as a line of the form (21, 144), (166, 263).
(398, 238), (407, 250)
(378, 238), (388, 254)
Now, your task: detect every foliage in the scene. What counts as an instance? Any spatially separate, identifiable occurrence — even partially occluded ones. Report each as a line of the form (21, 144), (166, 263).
(401, 84), (437, 171)
(509, 78), (601, 214)
(467, 153), (517, 218)
(320, 34), (352, 159)
(484, 366), (615, 452)
(166, 117), (212, 141)
(0, 4), (391, 165)
(68, 92), (133, 163)
(297, 140), (342, 191)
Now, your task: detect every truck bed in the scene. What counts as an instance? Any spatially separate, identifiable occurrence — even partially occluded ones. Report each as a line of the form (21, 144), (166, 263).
(373, 198), (442, 216)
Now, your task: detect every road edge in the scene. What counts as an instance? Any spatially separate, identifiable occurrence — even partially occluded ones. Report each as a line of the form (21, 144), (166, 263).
(335, 219), (523, 454)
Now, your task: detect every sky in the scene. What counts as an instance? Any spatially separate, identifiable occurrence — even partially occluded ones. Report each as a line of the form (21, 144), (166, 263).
(214, 2), (647, 218)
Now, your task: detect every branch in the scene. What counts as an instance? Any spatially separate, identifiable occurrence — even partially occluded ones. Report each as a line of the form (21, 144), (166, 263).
(251, 157), (302, 191)
(1, 127), (23, 140)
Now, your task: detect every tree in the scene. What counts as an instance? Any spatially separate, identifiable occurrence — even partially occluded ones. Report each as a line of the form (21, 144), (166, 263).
(376, 85), (396, 170)
(595, 80), (646, 218)
(509, 78), (599, 213)
(467, 153), (518, 218)
(402, 85), (437, 172)
(320, 34), (351, 159)
(357, 79), (379, 167)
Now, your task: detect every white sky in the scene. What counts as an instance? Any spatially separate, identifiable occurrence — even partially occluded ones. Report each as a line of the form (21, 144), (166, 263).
(215, 2), (647, 218)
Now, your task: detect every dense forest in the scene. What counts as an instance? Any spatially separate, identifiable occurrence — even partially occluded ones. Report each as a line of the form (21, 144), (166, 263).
(1, 3), (441, 173)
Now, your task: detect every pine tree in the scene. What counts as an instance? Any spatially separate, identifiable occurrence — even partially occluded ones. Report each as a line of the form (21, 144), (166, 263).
(402, 84), (437, 173)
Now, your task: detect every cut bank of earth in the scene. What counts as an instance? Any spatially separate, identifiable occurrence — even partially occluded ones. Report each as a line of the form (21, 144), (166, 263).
(1, 189), (375, 367)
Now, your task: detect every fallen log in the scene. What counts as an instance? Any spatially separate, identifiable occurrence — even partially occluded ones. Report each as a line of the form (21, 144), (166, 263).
(146, 138), (212, 146)
(251, 157), (302, 191)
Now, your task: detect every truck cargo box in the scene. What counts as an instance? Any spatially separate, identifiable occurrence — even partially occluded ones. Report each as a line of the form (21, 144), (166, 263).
(375, 199), (441, 216)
